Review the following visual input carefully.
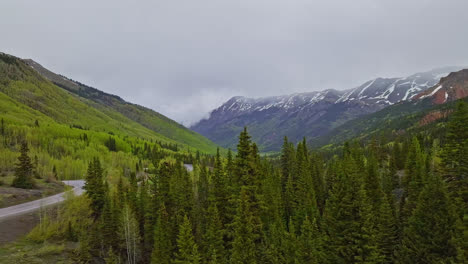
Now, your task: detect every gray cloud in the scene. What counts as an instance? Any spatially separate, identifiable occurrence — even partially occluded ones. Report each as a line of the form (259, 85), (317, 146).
(2, 0), (468, 125)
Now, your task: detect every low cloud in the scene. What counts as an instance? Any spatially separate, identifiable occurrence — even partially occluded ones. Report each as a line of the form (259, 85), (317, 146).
(2, 0), (468, 124)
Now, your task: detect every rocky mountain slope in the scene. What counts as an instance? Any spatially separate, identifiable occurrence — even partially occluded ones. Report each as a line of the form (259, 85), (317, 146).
(311, 68), (468, 149)
(192, 67), (461, 151)
(413, 69), (468, 104)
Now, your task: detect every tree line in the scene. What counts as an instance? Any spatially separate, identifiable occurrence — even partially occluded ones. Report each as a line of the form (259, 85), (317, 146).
(18, 101), (468, 263)
(60, 101), (467, 263)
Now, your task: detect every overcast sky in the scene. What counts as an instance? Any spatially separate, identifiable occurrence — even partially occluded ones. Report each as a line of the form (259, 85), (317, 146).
(2, 0), (468, 125)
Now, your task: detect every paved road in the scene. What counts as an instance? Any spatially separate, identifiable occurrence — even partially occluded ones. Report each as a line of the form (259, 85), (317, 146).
(0, 165), (193, 221)
(0, 180), (85, 221)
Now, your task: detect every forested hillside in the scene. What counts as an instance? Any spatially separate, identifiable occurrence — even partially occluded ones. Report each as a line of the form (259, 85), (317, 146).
(0, 52), (213, 198)
(6, 98), (466, 263)
(23, 59), (218, 153)
(0, 53), (218, 154)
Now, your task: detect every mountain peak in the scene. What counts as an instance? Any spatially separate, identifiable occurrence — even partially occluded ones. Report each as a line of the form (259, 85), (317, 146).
(191, 67), (462, 151)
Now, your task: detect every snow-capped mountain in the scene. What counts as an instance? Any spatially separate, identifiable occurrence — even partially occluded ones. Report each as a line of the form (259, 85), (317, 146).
(191, 67), (462, 151)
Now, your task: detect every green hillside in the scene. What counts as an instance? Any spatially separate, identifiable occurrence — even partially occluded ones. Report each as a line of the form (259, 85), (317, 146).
(311, 97), (468, 151)
(0, 53), (218, 154)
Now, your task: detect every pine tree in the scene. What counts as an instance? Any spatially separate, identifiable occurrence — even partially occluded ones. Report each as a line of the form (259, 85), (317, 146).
(203, 203), (225, 263)
(211, 148), (228, 225)
(174, 215), (201, 264)
(400, 137), (426, 227)
(84, 158), (105, 218)
(376, 193), (398, 264)
(442, 100), (468, 219)
(12, 141), (35, 189)
(323, 153), (380, 263)
(297, 216), (323, 263)
(234, 127), (253, 188)
(283, 217), (299, 263)
(398, 174), (462, 263)
(280, 136), (295, 191)
(151, 203), (173, 264)
(231, 188), (259, 264)
(292, 139), (318, 231)
(101, 184), (118, 251)
(443, 100), (468, 176)
(310, 153), (326, 214)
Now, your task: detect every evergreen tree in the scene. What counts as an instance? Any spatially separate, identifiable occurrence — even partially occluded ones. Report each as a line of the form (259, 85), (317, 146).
(203, 203), (225, 263)
(211, 148), (228, 225)
(12, 141), (35, 189)
(151, 203), (173, 264)
(280, 136), (295, 191)
(400, 137), (426, 226)
(399, 174), (462, 263)
(323, 153), (380, 263)
(376, 193), (398, 264)
(297, 216), (323, 263)
(234, 127), (253, 188)
(101, 183), (118, 251)
(292, 139), (319, 231)
(84, 158), (106, 218)
(231, 188), (259, 264)
(174, 215), (201, 264)
(442, 100), (468, 219)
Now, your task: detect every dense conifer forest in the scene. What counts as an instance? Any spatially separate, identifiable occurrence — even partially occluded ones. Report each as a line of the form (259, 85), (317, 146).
(3, 100), (466, 263)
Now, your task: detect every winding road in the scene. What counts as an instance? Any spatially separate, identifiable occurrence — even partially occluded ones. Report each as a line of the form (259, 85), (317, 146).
(0, 180), (85, 221)
(0, 163), (193, 221)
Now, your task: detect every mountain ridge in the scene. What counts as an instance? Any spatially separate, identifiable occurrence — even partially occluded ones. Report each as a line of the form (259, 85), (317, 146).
(0, 52), (219, 153)
(192, 66), (462, 151)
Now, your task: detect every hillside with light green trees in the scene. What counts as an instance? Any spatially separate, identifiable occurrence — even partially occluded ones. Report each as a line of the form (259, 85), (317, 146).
(0, 52), (219, 155)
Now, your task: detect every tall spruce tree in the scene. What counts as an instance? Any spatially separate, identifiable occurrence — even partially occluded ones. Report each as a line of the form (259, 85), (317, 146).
(442, 100), (468, 220)
(323, 152), (380, 263)
(400, 137), (426, 227)
(12, 141), (35, 189)
(399, 174), (462, 263)
(174, 215), (201, 264)
(203, 203), (226, 263)
(231, 187), (259, 264)
(297, 216), (323, 263)
(151, 203), (173, 264)
(84, 158), (106, 218)
(211, 148), (228, 226)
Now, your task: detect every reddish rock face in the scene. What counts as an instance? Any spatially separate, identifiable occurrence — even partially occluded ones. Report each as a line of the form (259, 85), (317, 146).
(415, 69), (468, 105)
(432, 89), (447, 104)
(418, 110), (451, 127)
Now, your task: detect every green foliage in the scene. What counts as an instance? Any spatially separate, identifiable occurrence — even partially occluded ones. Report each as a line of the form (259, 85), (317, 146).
(399, 174), (462, 263)
(231, 188), (259, 264)
(12, 142), (35, 189)
(174, 215), (201, 264)
(151, 203), (173, 264)
(323, 153), (380, 263)
(84, 158), (105, 217)
(2, 54), (467, 263)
